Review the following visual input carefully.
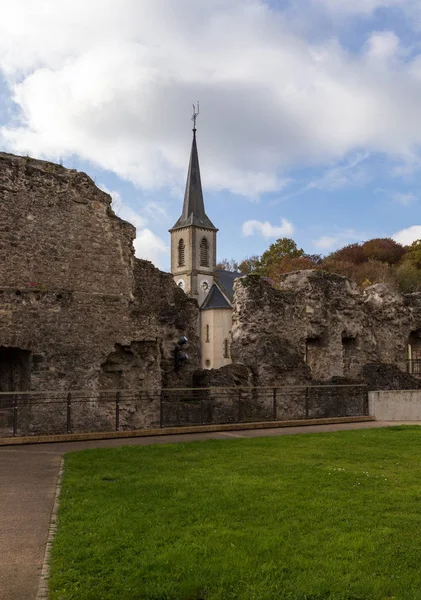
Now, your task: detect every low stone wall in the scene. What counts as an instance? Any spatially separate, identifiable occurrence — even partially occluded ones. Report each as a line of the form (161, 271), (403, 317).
(369, 390), (421, 421)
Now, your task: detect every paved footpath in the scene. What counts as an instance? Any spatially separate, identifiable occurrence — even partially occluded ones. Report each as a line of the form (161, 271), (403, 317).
(0, 420), (419, 600)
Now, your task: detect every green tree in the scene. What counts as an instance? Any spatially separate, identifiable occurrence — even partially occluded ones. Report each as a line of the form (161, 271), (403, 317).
(395, 261), (421, 293)
(403, 239), (421, 269)
(256, 238), (304, 276)
(237, 255), (261, 274)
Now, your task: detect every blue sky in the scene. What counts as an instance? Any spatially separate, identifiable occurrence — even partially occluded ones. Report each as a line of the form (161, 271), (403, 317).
(1, 0), (421, 271)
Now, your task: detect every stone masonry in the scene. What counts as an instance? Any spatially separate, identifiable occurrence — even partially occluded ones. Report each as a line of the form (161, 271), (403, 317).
(0, 153), (200, 433)
(3, 152), (421, 433)
(231, 270), (421, 388)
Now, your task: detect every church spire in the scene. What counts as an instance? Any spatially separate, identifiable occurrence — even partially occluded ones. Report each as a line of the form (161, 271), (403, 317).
(170, 104), (217, 232)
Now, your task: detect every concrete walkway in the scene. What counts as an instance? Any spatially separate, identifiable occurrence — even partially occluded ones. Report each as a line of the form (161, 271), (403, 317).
(0, 419), (419, 600)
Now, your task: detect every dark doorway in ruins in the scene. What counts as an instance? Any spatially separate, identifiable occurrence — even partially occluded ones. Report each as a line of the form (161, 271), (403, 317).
(342, 335), (358, 378)
(0, 347), (31, 392)
(0, 347), (31, 431)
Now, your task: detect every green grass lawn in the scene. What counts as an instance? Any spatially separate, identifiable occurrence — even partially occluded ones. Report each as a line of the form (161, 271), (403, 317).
(50, 427), (421, 600)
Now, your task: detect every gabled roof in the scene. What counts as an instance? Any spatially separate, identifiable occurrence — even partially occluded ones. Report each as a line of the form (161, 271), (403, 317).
(214, 269), (243, 301)
(200, 283), (232, 310)
(169, 130), (217, 232)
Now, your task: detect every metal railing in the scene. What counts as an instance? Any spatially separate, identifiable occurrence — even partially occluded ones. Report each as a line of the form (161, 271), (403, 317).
(407, 359), (421, 377)
(0, 384), (369, 438)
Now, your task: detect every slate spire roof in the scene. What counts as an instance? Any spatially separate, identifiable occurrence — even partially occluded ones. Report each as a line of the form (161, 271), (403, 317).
(170, 128), (217, 232)
(200, 283), (232, 310)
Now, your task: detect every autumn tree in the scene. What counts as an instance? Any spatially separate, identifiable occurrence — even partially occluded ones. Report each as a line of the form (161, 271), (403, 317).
(216, 258), (239, 271)
(325, 243), (366, 266)
(319, 258), (396, 288)
(319, 258), (357, 281)
(361, 238), (406, 265)
(267, 255), (318, 280)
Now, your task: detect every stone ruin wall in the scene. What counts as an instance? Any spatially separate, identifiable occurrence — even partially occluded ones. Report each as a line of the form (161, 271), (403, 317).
(230, 270), (421, 418)
(3, 152), (421, 434)
(0, 153), (200, 434)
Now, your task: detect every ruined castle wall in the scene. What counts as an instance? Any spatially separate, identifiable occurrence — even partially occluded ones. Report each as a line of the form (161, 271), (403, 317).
(0, 153), (200, 434)
(0, 153), (134, 296)
(231, 271), (421, 388)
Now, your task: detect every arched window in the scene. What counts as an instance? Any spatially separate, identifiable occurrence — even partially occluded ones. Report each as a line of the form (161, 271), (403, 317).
(223, 338), (230, 359)
(178, 239), (185, 267)
(205, 324), (210, 343)
(200, 237), (209, 267)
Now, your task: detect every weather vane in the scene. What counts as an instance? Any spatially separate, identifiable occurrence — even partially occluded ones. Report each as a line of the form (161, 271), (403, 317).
(192, 101), (199, 130)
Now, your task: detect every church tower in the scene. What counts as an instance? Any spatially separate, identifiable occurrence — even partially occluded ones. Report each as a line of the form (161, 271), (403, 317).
(169, 113), (218, 307)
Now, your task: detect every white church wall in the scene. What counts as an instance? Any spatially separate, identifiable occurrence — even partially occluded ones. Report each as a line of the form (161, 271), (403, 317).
(200, 308), (232, 369)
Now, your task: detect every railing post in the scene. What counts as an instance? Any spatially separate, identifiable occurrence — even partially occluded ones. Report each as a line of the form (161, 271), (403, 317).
(12, 397), (18, 437)
(115, 391), (120, 432)
(238, 390), (242, 423)
(363, 386), (369, 416)
(200, 396), (204, 426)
(305, 387), (309, 419)
(272, 388), (277, 421)
(66, 392), (72, 434)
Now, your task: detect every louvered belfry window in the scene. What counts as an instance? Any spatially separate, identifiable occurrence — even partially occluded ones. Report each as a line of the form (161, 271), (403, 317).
(178, 239), (185, 266)
(200, 237), (209, 267)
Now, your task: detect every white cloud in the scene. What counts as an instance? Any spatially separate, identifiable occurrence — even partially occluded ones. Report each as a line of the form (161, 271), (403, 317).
(2, 1), (421, 198)
(99, 184), (168, 267)
(311, 0), (406, 17)
(242, 218), (294, 238)
(366, 31), (400, 61)
(392, 225), (421, 245)
(311, 1), (421, 32)
(314, 236), (341, 250)
(133, 229), (169, 266)
(307, 153), (370, 191)
(142, 201), (169, 222)
(391, 191), (416, 206)
(313, 228), (368, 250)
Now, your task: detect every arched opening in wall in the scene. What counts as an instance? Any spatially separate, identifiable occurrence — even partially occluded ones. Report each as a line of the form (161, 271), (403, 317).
(0, 347), (31, 392)
(407, 331), (421, 377)
(200, 237), (209, 267)
(0, 347), (31, 430)
(178, 239), (185, 267)
(304, 335), (326, 380)
(342, 335), (358, 378)
(223, 338), (230, 359)
(205, 324), (210, 343)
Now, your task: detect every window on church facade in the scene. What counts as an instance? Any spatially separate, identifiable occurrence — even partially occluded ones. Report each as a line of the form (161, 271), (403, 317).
(178, 239), (185, 266)
(205, 324), (210, 343)
(200, 237), (209, 267)
(223, 338), (230, 358)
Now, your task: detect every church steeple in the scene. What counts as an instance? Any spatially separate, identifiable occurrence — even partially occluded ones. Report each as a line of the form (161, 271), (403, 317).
(170, 109), (217, 232)
(170, 104), (218, 306)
